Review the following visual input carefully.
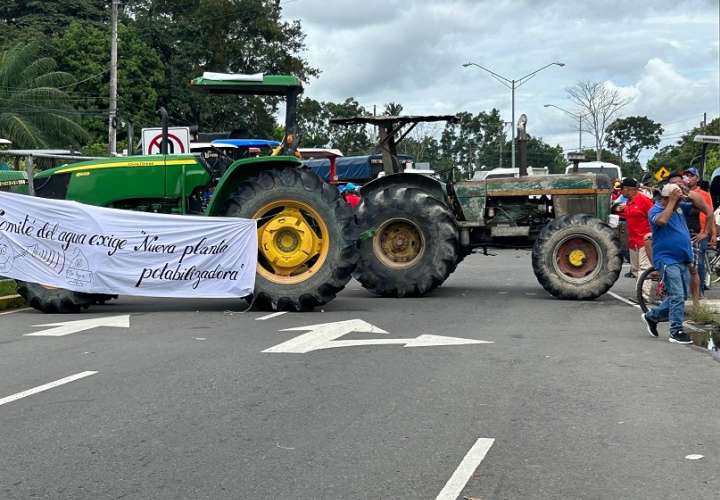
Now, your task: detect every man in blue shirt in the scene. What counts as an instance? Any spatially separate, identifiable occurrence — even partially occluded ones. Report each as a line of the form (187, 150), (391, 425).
(641, 183), (694, 344)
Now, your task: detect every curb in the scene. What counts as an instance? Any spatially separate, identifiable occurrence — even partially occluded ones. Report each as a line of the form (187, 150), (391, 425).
(685, 321), (720, 363)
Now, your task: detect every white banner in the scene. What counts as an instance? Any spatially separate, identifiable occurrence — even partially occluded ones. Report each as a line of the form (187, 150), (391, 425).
(0, 192), (257, 298)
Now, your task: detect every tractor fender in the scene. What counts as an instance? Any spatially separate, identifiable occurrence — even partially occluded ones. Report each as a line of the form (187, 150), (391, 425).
(360, 173), (448, 205)
(206, 156), (303, 216)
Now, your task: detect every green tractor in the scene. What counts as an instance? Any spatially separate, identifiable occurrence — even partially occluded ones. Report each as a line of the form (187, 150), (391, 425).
(330, 115), (622, 300)
(0, 74), (357, 313)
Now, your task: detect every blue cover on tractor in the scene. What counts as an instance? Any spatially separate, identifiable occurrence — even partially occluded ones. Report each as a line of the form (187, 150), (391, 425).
(304, 154), (414, 182)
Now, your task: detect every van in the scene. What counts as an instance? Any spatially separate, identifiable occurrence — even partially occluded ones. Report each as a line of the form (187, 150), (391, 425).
(564, 161), (621, 179)
(472, 166), (549, 180)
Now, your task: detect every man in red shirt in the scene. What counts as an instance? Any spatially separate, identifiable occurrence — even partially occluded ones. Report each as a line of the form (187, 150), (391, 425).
(622, 177), (653, 284)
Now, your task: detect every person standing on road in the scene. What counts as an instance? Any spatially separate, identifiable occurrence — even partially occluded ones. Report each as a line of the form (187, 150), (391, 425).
(684, 167), (716, 291)
(667, 171), (715, 304)
(622, 177), (653, 293)
(641, 183), (694, 344)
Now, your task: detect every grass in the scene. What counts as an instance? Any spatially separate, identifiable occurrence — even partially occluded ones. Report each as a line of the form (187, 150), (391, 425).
(686, 303), (717, 325)
(0, 279), (17, 297)
(686, 303), (720, 349)
(0, 279), (24, 311)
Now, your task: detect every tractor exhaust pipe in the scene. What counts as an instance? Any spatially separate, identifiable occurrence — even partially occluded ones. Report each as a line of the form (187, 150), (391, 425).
(158, 107), (169, 155)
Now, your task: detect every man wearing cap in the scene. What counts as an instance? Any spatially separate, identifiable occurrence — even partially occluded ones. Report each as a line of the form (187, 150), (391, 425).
(684, 167), (716, 294)
(641, 183), (694, 344)
(621, 177), (653, 286)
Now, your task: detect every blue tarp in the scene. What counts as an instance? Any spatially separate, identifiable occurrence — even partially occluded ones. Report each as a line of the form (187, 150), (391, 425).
(304, 154), (414, 182)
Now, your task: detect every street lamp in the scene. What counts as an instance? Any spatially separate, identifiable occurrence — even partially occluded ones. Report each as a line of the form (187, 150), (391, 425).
(462, 61), (565, 169)
(543, 104), (587, 152)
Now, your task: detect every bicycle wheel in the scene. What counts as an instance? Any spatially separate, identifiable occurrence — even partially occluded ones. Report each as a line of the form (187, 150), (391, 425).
(704, 250), (714, 291)
(636, 266), (665, 313)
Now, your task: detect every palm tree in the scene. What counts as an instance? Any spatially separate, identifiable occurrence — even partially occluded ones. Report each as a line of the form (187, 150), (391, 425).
(0, 42), (89, 148)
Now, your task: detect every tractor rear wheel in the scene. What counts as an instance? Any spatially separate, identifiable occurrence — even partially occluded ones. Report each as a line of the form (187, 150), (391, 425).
(354, 185), (459, 297)
(532, 214), (622, 300)
(16, 281), (96, 313)
(223, 168), (357, 311)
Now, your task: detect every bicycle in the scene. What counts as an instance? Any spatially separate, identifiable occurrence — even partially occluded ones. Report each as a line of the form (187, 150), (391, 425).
(705, 247), (720, 289)
(636, 266), (666, 313)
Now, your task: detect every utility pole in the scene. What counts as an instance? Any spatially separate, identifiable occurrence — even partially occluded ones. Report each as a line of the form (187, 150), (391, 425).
(108, 0), (119, 155)
(462, 61), (564, 170)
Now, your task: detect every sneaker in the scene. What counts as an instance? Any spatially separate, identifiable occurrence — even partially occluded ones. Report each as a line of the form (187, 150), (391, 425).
(641, 313), (659, 337)
(668, 331), (693, 344)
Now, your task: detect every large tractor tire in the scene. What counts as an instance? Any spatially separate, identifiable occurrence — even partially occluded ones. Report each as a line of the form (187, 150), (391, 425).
(532, 214), (622, 300)
(223, 168), (357, 311)
(354, 185), (459, 297)
(16, 281), (97, 313)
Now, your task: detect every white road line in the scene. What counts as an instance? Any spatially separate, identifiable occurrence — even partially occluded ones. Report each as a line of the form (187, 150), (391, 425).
(256, 311), (288, 321)
(608, 291), (641, 309)
(436, 438), (495, 500)
(0, 307), (32, 316)
(0, 371), (98, 408)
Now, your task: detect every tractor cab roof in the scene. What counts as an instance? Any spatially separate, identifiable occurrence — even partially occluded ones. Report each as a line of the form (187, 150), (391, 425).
(190, 72), (303, 96)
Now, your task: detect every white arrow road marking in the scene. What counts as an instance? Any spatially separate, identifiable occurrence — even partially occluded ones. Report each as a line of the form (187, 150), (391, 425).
(436, 438), (495, 500)
(262, 319), (492, 353)
(0, 371), (98, 408)
(24, 315), (130, 337)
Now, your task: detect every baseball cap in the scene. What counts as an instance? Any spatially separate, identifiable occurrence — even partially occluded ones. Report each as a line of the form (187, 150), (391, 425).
(621, 177), (638, 188)
(684, 167), (699, 177)
(660, 183), (681, 197)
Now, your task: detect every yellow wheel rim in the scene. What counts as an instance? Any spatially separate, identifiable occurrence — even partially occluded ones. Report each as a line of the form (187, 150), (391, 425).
(568, 249), (587, 267)
(253, 199), (330, 285)
(372, 218), (425, 269)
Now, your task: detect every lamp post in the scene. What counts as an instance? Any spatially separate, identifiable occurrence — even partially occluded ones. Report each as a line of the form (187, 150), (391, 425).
(462, 61), (565, 169)
(543, 104), (586, 152)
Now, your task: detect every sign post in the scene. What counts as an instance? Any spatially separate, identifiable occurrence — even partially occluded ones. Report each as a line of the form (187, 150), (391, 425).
(141, 127), (191, 155)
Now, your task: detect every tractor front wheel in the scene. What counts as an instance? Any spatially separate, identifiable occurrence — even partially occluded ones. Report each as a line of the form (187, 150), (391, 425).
(16, 281), (97, 313)
(223, 168), (357, 311)
(354, 186), (459, 297)
(532, 214), (622, 300)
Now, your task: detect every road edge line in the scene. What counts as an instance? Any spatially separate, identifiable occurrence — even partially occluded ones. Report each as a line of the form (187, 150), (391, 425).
(608, 291), (641, 309)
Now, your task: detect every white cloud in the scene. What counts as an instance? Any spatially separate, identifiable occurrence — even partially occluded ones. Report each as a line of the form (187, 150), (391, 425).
(283, 0), (720, 165)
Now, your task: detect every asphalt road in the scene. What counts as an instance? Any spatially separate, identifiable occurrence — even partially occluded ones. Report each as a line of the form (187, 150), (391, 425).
(0, 250), (718, 500)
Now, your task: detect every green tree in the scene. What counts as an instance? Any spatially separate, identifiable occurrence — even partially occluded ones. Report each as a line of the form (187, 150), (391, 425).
(606, 116), (663, 167)
(297, 97), (372, 154)
(525, 137), (566, 173)
(127, 0), (318, 138)
(0, 0), (109, 48)
(0, 42), (88, 147)
(440, 109), (505, 177)
(52, 21), (164, 145)
(383, 102), (403, 116)
(647, 117), (720, 176)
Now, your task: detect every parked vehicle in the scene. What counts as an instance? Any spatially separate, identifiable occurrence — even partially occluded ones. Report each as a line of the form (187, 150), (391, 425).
(564, 161), (621, 180)
(472, 167), (549, 180)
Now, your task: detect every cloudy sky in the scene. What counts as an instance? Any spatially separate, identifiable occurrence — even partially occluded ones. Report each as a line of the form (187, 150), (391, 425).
(282, 0), (720, 165)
